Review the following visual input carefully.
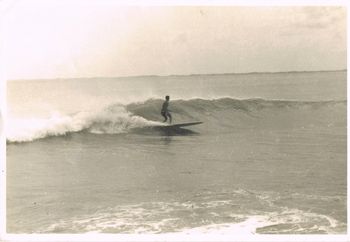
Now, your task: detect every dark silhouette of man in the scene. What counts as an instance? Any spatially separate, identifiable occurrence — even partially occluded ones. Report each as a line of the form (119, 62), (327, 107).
(161, 95), (172, 123)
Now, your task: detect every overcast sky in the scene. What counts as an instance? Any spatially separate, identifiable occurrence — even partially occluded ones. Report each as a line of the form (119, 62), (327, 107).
(2, 1), (347, 79)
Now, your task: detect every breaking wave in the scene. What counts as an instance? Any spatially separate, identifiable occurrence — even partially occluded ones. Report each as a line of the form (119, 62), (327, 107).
(6, 98), (346, 143)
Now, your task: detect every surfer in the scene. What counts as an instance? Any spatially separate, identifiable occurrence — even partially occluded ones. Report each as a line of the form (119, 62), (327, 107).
(161, 95), (172, 123)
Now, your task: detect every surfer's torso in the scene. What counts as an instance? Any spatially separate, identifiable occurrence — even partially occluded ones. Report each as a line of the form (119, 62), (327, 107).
(161, 100), (169, 113)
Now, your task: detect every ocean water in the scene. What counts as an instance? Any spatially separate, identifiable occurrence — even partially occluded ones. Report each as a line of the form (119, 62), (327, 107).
(6, 71), (347, 234)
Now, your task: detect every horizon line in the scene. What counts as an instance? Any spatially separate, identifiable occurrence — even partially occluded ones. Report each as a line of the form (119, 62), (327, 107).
(8, 69), (347, 81)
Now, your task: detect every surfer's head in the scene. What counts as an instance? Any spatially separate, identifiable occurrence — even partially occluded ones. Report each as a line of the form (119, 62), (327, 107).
(165, 95), (170, 100)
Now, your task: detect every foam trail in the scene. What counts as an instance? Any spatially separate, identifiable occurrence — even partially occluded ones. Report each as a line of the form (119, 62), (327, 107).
(168, 216), (273, 235)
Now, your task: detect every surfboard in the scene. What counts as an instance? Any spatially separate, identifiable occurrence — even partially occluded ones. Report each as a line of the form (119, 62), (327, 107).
(163, 121), (203, 128)
(133, 121), (202, 135)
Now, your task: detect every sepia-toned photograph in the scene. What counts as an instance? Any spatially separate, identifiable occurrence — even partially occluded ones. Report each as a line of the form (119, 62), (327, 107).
(1, 0), (348, 240)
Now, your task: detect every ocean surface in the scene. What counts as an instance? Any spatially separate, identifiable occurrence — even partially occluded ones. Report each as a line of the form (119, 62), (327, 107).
(6, 71), (347, 234)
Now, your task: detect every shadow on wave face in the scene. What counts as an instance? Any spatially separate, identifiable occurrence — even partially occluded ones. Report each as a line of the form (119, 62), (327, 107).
(131, 126), (199, 136)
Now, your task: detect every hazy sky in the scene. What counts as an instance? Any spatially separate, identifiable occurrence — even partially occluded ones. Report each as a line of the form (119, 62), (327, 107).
(2, 1), (347, 79)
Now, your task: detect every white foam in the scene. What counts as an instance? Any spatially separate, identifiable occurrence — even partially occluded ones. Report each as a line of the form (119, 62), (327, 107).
(6, 106), (162, 142)
(39, 193), (345, 234)
(7, 112), (83, 142)
(167, 216), (273, 235)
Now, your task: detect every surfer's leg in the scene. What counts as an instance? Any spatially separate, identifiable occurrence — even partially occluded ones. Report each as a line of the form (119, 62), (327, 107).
(161, 112), (167, 122)
(168, 113), (172, 123)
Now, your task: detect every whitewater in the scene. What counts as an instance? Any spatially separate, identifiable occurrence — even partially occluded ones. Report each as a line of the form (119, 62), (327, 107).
(6, 71), (347, 234)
